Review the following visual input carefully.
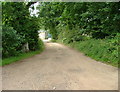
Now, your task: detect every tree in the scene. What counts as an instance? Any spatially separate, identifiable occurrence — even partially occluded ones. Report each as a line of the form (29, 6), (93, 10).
(2, 2), (41, 58)
(38, 2), (120, 40)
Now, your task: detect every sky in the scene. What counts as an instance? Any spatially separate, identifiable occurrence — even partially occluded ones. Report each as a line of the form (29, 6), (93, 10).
(29, 2), (40, 17)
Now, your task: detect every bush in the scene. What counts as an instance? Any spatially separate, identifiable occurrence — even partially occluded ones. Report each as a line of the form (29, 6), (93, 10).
(51, 39), (56, 42)
(38, 39), (45, 51)
(2, 25), (24, 58)
(69, 36), (118, 67)
(58, 28), (90, 44)
(27, 18), (40, 51)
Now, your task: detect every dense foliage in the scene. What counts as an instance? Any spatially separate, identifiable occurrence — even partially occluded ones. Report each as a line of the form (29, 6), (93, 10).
(2, 2), (43, 58)
(38, 2), (120, 39)
(38, 2), (119, 66)
(1, 39), (44, 66)
(2, 25), (24, 57)
(2, 2), (119, 66)
(65, 34), (119, 67)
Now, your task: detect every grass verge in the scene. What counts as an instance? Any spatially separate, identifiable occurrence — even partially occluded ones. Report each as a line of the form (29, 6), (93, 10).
(57, 39), (118, 67)
(51, 39), (57, 42)
(1, 40), (45, 66)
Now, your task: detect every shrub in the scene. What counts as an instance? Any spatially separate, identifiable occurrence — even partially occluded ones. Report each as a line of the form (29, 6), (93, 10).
(38, 39), (45, 51)
(69, 37), (118, 67)
(51, 39), (56, 42)
(58, 28), (90, 44)
(2, 25), (24, 58)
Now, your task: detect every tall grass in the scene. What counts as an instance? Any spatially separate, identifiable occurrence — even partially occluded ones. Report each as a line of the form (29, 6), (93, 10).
(68, 38), (118, 67)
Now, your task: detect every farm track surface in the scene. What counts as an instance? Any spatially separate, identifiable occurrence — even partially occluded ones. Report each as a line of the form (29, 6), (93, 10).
(2, 42), (118, 90)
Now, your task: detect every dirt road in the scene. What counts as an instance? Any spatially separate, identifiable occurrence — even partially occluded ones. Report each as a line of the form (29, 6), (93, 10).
(2, 42), (118, 90)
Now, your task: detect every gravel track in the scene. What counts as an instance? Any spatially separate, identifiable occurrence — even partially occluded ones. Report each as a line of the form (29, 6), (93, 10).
(2, 42), (118, 90)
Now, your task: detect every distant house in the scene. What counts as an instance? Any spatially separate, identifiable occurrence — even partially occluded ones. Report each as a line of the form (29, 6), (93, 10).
(38, 30), (47, 40)
(38, 30), (52, 40)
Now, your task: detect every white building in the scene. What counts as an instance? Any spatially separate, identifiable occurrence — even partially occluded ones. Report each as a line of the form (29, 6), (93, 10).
(38, 30), (47, 40)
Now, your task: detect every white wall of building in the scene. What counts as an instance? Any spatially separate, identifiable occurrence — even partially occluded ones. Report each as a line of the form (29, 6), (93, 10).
(39, 32), (46, 40)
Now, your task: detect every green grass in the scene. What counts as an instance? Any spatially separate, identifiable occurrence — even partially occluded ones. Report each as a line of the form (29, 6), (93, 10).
(1, 50), (43, 66)
(51, 39), (57, 42)
(57, 38), (118, 67)
(1, 40), (45, 66)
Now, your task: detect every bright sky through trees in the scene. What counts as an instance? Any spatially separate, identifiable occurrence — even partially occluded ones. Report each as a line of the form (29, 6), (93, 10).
(29, 2), (39, 17)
